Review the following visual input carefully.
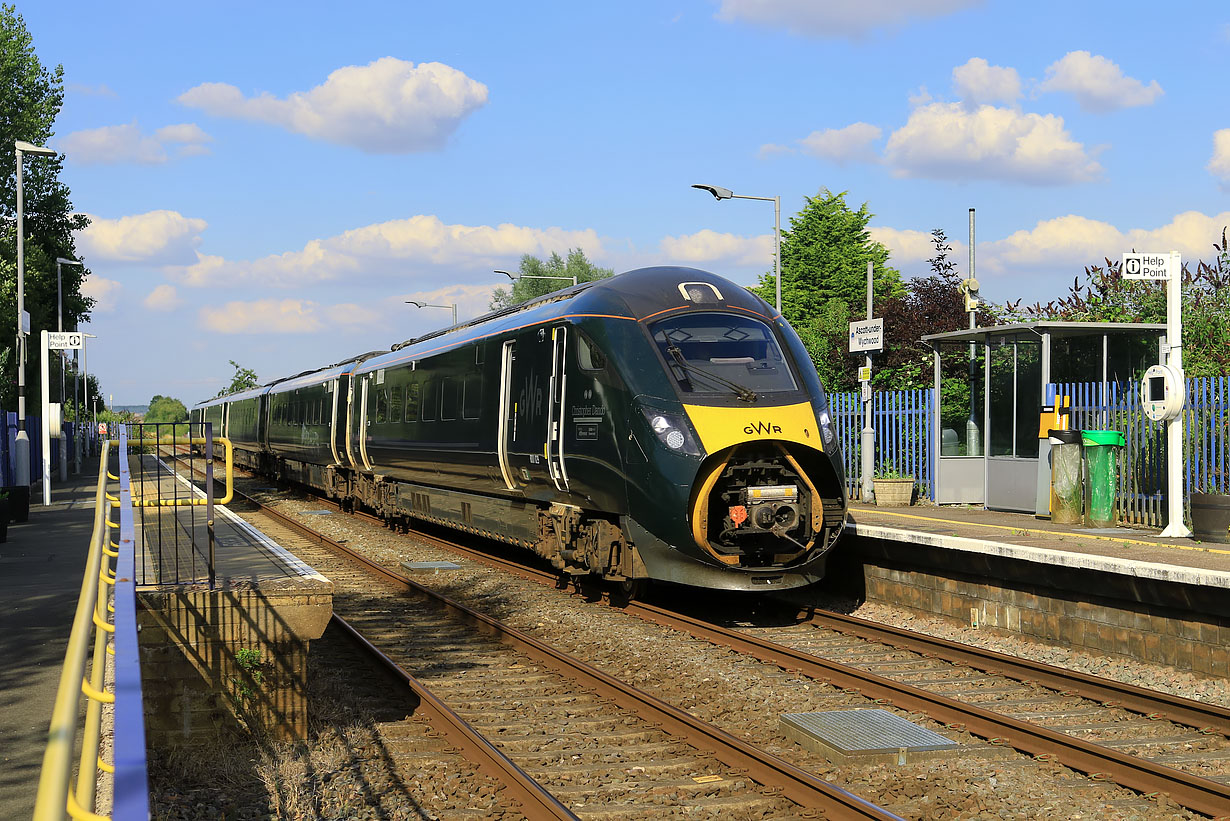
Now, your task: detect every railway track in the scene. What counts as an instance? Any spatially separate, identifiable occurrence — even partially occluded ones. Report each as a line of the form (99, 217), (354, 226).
(226, 483), (902, 820)
(169, 453), (1230, 817)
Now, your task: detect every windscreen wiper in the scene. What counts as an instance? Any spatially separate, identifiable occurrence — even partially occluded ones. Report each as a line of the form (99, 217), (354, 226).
(666, 345), (758, 402)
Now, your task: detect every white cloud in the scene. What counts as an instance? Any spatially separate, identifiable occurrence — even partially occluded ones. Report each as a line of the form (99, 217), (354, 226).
(76, 210), (207, 265)
(60, 122), (212, 165)
(1209, 129), (1230, 190)
(1040, 51), (1162, 112)
(952, 57), (1020, 105)
(798, 122), (882, 163)
(884, 102), (1101, 184)
(167, 215), (602, 287)
(81, 275), (122, 313)
(981, 211), (1230, 274)
(660, 229), (773, 267)
(715, 0), (980, 37)
(178, 57), (488, 153)
(67, 83), (116, 97)
(868, 226), (965, 271)
(200, 300), (323, 334)
(143, 284), (184, 312)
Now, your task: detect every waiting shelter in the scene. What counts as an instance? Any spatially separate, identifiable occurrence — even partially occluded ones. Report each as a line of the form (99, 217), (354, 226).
(921, 321), (1166, 512)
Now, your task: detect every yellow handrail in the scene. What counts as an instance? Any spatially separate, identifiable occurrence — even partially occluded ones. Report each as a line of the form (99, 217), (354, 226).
(122, 436), (234, 507)
(32, 446), (112, 820)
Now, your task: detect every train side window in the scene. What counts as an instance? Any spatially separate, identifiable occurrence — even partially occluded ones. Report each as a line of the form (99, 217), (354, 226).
(375, 389), (388, 424)
(389, 386), (403, 423)
(462, 378), (481, 420)
(441, 378), (457, 421)
(405, 382), (421, 421)
(421, 380), (437, 422)
(577, 331), (606, 371)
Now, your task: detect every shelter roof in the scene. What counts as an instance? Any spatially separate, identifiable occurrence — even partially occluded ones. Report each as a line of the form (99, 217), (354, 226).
(922, 321), (1166, 345)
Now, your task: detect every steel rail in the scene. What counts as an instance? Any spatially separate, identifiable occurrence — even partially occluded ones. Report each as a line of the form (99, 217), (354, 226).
(330, 614), (579, 820)
(238, 491), (904, 821)
(801, 608), (1230, 737)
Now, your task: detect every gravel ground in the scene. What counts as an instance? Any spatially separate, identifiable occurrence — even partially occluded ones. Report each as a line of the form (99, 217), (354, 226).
(240, 492), (1223, 820)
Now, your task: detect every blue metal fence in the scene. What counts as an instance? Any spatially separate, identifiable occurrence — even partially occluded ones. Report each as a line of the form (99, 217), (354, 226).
(0, 412), (87, 487)
(1050, 377), (1230, 527)
(831, 388), (934, 501)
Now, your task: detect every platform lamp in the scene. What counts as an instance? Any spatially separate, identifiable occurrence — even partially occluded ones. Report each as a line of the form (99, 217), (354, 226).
(495, 269), (578, 287)
(405, 300), (457, 325)
(14, 140), (58, 491)
(55, 257), (82, 466)
(691, 184), (782, 313)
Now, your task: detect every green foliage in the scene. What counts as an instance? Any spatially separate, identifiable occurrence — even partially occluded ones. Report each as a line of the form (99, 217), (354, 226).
(1004, 228), (1230, 378)
(0, 5), (95, 411)
(217, 360), (259, 397)
(751, 190), (902, 388)
(230, 648), (266, 705)
(873, 465), (914, 480)
(489, 248), (613, 310)
(144, 394), (188, 424)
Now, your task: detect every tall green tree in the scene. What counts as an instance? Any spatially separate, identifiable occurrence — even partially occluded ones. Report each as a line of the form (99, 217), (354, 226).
(489, 248), (613, 310)
(0, 4), (94, 411)
(144, 395), (188, 424)
(216, 360), (259, 397)
(752, 189), (903, 386)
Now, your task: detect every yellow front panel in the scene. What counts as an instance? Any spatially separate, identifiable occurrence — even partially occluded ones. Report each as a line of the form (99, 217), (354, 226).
(683, 401), (823, 455)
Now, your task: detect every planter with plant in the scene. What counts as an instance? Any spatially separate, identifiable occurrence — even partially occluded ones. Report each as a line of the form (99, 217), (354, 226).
(1190, 475), (1230, 543)
(872, 467), (916, 507)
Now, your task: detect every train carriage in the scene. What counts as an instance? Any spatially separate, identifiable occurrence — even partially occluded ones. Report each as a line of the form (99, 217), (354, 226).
(194, 266), (848, 593)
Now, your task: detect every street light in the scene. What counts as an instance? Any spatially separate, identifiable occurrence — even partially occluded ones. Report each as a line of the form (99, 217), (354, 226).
(495, 269), (578, 287)
(14, 140), (58, 491)
(405, 300), (457, 325)
(55, 257), (81, 403)
(692, 183), (782, 313)
(79, 333), (96, 465)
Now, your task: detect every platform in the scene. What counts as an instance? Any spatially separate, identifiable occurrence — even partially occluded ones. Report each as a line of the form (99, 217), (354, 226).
(0, 465), (101, 820)
(846, 502), (1230, 586)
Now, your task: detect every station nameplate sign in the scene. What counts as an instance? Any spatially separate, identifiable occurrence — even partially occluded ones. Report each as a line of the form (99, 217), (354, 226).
(849, 318), (884, 353)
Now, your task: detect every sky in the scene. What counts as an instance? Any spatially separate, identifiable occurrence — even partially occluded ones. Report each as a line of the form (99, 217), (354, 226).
(19, 1), (1230, 405)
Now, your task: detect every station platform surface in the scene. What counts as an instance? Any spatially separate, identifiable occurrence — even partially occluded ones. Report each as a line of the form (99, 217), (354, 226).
(0, 462), (101, 820)
(847, 501), (1230, 589)
(129, 452), (328, 589)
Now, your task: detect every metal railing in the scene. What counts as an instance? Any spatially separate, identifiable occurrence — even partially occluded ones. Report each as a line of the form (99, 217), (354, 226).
(127, 423), (232, 589)
(33, 427), (149, 821)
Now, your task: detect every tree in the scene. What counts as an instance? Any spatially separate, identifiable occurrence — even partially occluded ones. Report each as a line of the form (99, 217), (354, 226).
(1004, 228), (1230, 377)
(0, 5), (94, 411)
(144, 395), (188, 424)
(754, 190), (903, 389)
(216, 360), (259, 397)
(489, 248), (613, 310)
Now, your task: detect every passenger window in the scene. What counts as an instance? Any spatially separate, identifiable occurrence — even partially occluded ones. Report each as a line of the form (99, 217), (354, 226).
(375, 389), (388, 424)
(406, 382), (421, 421)
(463, 378), (481, 420)
(577, 332), (606, 371)
(421, 380), (437, 422)
(441, 378), (457, 421)
(389, 386), (403, 423)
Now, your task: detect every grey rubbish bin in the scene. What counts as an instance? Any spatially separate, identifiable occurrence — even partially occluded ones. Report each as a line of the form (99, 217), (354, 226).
(1048, 429), (1082, 524)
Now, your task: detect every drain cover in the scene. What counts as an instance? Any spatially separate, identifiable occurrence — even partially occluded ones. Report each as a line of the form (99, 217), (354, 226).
(401, 561), (461, 573)
(780, 709), (960, 765)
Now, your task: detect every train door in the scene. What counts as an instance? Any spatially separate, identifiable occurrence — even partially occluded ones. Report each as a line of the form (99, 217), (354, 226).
(358, 375), (373, 470)
(501, 327), (554, 494)
(546, 326), (569, 491)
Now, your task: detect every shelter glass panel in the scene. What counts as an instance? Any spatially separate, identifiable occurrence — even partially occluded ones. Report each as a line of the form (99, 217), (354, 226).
(936, 341), (985, 457)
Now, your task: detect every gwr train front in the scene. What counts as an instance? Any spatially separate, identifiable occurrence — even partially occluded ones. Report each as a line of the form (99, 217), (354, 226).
(608, 267), (848, 592)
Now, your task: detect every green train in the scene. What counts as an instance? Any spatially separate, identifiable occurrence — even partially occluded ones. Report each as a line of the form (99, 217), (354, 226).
(192, 266), (848, 592)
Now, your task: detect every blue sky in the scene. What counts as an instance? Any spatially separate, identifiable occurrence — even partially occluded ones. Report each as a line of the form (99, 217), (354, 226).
(19, 1), (1230, 405)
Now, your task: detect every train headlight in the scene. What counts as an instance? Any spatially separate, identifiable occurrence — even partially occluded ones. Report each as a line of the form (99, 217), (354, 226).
(818, 410), (835, 447)
(642, 409), (701, 456)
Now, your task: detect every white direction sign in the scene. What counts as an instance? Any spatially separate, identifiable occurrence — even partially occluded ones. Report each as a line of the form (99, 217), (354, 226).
(849, 318), (884, 353)
(48, 332), (83, 350)
(1122, 252), (1177, 280)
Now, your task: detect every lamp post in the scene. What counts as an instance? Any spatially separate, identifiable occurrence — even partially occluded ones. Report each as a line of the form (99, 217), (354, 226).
(14, 140), (58, 491)
(692, 184), (782, 313)
(55, 257), (81, 476)
(405, 300), (457, 325)
(76, 333), (96, 470)
(495, 269), (578, 287)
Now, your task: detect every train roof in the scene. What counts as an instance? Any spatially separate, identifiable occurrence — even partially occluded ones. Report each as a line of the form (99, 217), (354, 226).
(356, 266), (775, 375)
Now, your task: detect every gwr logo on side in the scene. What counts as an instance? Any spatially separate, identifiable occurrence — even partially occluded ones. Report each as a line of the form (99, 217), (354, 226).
(743, 421), (782, 435)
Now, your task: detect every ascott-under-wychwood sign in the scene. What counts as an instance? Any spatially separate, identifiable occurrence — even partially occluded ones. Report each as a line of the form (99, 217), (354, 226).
(848, 318), (884, 353)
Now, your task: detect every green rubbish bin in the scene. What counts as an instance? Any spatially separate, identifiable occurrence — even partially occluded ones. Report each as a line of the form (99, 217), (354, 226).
(1081, 430), (1126, 527)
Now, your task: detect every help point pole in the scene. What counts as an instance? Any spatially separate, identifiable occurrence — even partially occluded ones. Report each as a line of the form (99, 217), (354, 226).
(1159, 251), (1191, 538)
